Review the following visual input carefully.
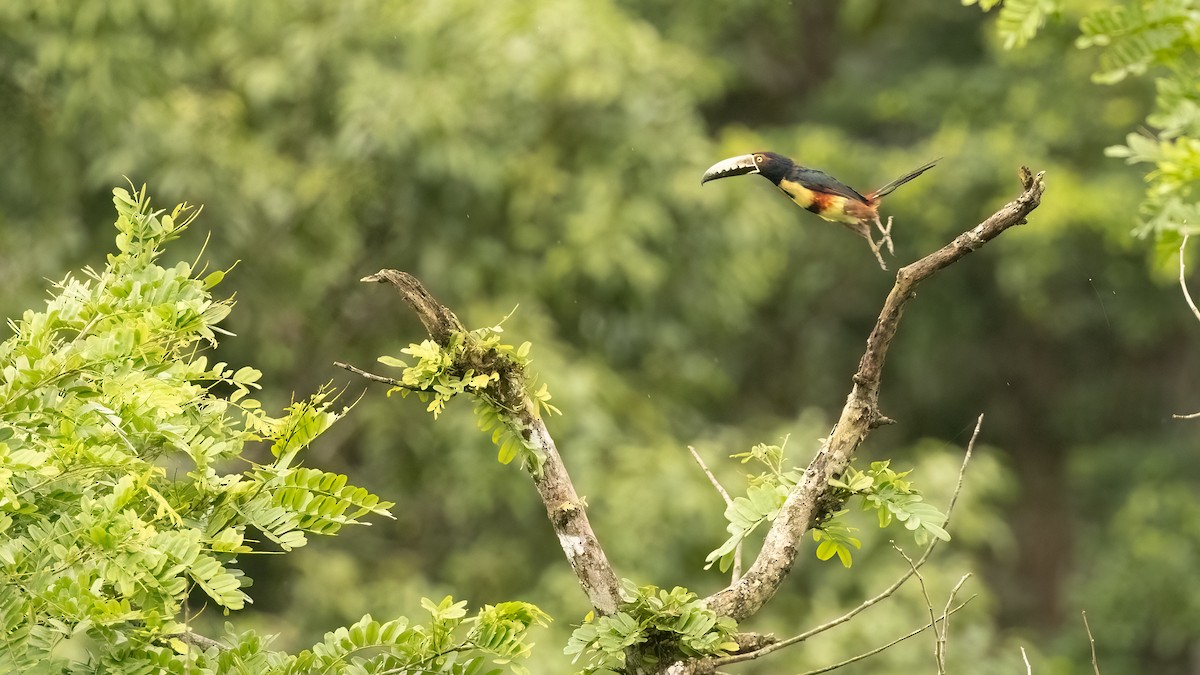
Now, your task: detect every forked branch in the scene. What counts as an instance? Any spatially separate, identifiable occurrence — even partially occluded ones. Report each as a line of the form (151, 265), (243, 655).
(710, 416), (981, 669)
(340, 167), (1045, 673)
(704, 168), (1045, 621)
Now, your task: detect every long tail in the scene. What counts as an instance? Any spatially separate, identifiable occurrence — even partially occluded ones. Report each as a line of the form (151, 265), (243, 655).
(869, 158), (941, 201)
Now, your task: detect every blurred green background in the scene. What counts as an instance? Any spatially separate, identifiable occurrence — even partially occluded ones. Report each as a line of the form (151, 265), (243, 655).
(2, 1), (1197, 672)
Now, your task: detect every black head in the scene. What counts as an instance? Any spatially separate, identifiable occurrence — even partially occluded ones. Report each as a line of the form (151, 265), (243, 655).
(701, 151), (795, 185)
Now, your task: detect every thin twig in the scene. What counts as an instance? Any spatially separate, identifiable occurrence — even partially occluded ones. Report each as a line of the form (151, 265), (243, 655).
(946, 415), (983, 528)
(1173, 236), (1200, 418)
(688, 446), (742, 582)
(687, 446), (734, 506)
(1179, 235), (1200, 322)
(892, 542), (939, 671)
(333, 360), (409, 388)
(175, 631), (224, 652)
(712, 415), (982, 668)
(792, 598), (976, 675)
(928, 416), (982, 674)
(1083, 611), (1101, 675)
(937, 573), (972, 672)
(1021, 646), (1032, 674)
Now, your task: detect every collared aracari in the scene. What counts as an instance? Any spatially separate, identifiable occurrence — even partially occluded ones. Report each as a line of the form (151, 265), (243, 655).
(701, 152), (939, 270)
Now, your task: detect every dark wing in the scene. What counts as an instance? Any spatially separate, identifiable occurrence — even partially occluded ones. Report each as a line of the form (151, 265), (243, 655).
(792, 167), (871, 204)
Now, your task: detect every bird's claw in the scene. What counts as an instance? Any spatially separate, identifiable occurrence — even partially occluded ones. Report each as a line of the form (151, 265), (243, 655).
(863, 216), (891, 270)
(866, 236), (888, 271)
(875, 216), (895, 255)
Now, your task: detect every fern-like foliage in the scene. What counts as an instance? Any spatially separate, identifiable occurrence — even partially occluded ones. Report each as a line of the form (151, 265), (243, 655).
(378, 317), (561, 474)
(1080, 1), (1200, 238)
(269, 597), (549, 675)
(964, 0), (1061, 49)
(0, 186), (396, 671)
(1078, 0), (1198, 83)
(26, 596), (548, 675)
(565, 581), (737, 673)
(974, 0), (1200, 240)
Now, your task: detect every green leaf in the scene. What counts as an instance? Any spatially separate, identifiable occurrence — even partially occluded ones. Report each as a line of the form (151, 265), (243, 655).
(202, 270), (225, 289)
(497, 437), (520, 464)
(835, 545), (853, 568)
(815, 539), (838, 561)
(996, 0), (1060, 49)
(377, 355), (408, 368)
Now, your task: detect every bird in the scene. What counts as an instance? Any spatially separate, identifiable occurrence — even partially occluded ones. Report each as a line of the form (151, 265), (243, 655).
(701, 152), (940, 270)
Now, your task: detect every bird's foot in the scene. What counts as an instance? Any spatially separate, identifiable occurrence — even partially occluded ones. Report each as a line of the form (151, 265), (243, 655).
(867, 237), (888, 271)
(875, 216), (895, 255)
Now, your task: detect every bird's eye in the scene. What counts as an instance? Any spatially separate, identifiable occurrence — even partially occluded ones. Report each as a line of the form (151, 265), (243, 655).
(755, 155), (763, 164)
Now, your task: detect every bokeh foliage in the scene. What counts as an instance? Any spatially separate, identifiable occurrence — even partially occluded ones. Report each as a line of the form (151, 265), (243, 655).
(2, 0), (1199, 672)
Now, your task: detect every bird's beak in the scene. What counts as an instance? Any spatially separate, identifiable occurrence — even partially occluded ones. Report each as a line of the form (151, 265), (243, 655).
(701, 155), (759, 184)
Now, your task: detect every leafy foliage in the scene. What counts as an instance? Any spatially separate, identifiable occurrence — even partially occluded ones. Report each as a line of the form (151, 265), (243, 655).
(812, 521), (863, 569)
(830, 461), (951, 541)
(818, 461), (951, 567)
(705, 443), (948, 571)
(1000, 0), (1061, 48)
(564, 580), (738, 673)
(265, 596), (550, 675)
(1077, 0), (1198, 84)
(974, 0), (1200, 241)
(1086, 1), (1200, 239)
(0, 186), (461, 672)
(703, 441), (799, 573)
(3, 0), (1196, 671)
(965, 0), (1061, 48)
(379, 337), (502, 419)
(379, 321), (560, 473)
(87, 596), (549, 675)
(965, 0), (1063, 47)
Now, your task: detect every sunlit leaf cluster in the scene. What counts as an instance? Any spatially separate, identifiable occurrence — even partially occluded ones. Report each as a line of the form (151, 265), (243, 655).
(818, 461), (951, 568)
(705, 442), (947, 571)
(134, 596), (549, 675)
(975, 0), (1200, 241)
(565, 580), (738, 673)
(1078, 0), (1198, 83)
(379, 321), (560, 473)
(266, 597), (550, 675)
(703, 440), (798, 573)
(0, 188), (400, 671)
(1078, 1), (1200, 239)
(963, 0), (1059, 48)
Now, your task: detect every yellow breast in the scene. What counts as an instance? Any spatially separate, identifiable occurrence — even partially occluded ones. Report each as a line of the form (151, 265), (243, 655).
(777, 179), (854, 224)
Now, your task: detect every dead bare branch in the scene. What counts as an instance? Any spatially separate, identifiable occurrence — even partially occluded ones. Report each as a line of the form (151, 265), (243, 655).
(352, 270), (621, 615)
